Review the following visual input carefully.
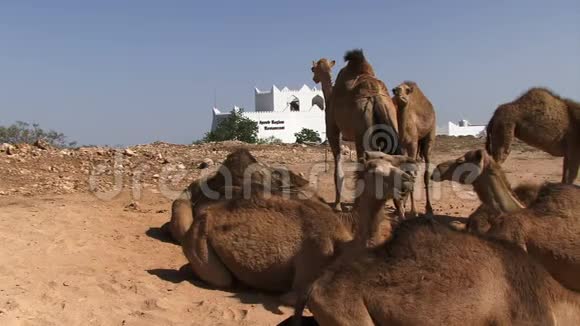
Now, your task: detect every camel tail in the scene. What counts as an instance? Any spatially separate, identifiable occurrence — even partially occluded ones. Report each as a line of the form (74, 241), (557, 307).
(372, 95), (402, 155)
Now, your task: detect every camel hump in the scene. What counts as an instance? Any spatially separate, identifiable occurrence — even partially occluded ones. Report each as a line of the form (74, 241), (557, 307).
(344, 49), (365, 64)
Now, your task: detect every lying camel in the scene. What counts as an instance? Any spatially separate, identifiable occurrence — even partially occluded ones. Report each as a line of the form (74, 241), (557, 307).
(292, 217), (580, 325)
(162, 148), (313, 243)
(181, 152), (414, 303)
(323, 49), (401, 211)
(432, 149), (580, 291)
(467, 182), (541, 234)
(486, 87), (580, 184)
(392, 81), (436, 216)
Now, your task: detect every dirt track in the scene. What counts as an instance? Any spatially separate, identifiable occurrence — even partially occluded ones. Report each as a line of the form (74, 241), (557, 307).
(0, 139), (564, 325)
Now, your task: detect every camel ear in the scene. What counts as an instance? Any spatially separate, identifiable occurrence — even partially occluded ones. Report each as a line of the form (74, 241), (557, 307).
(330, 60), (336, 68)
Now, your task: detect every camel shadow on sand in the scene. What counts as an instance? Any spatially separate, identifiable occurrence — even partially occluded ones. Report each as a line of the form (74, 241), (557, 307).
(145, 225), (179, 246)
(147, 264), (289, 315)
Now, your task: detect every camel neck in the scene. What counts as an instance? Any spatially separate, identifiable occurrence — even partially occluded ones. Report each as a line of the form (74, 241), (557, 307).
(473, 166), (524, 213)
(354, 188), (387, 244)
(319, 75), (333, 108)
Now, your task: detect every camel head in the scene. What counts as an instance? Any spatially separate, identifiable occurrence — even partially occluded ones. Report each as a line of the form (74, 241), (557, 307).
(359, 151), (416, 200)
(432, 149), (492, 184)
(392, 82), (415, 106)
(311, 58), (335, 84)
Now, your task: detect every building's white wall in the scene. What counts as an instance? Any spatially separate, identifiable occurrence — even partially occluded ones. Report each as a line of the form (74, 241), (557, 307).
(447, 121), (486, 137)
(212, 85), (326, 143)
(255, 85), (324, 113)
(245, 110), (326, 142)
(255, 86), (276, 112)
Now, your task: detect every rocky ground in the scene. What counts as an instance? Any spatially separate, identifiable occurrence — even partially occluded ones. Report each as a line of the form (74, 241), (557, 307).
(0, 137), (564, 325)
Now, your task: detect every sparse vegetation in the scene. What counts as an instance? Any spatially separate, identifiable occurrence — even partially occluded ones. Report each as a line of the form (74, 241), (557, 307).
(0, 121), (76, 148)
(294, 128), (321, 144)
(201, 109), (259, 143)
(257, 136), (283, 144)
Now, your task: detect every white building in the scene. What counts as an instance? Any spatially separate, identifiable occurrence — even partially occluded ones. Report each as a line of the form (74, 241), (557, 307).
(443, 119), (486, 137)
(211, 85), (326, 143)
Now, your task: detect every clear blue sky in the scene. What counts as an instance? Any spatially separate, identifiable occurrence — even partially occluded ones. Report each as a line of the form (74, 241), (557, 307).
(1, 0), (578, 145)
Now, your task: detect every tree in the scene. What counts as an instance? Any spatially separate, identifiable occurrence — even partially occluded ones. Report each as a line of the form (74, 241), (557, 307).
(202, 109), (259, 143)
(0, 121), (76, 148)
(295, 128), (321, 144)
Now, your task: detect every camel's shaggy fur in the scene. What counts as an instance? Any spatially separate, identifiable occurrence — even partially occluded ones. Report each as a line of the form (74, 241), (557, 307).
(486, 87), (580, 183)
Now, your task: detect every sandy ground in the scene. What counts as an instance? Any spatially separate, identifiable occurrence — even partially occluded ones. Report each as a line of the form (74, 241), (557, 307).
(0, 143), (565, 325)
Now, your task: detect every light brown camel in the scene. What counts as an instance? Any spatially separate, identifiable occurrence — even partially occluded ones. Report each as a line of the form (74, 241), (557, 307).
(467, 182), (541, 234)
(291, 217), (580, 325)
(322, 49), (401, 212)
(181, 152), (414, 303)
(162, 148), (313, 244)
(433, 149), (580, 292)
(486, 87), (580, 184)
(311, 58), (335, 110)
(392, 81), (436, 216)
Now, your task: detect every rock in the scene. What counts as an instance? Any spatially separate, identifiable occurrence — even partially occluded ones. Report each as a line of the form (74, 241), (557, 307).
(0, 143), (14, 152)
(152, 174), (160, 179)
(176, 163), (186, 170)
(123, 148), (136, 157)
(125, 201), (141, 211)
(341, 145), (351, 155)
(198, 158), (214, 169)
(33, 139), (51, 150)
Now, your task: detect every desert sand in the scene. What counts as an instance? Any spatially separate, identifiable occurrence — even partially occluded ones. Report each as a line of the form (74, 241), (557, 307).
(0, 138), (564, 325)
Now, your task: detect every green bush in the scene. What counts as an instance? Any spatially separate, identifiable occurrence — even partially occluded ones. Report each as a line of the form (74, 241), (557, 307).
(201, 109), (259, 143)
(0, 121), (76, 148)
(294, 128), (321, 144)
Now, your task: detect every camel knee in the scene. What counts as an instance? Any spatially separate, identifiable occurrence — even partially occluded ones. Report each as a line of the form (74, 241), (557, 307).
(169, 198), (193, 243)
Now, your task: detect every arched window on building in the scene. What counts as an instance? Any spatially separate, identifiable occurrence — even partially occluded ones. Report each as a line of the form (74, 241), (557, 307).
(289, 96), (300, 112)
(311, 95), (324, 110)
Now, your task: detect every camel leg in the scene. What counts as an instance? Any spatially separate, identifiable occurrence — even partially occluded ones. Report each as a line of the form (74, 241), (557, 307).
(421, 136), (435, 216)
(490, 122), (515, 163)
(181, 216), (233, 288)
(564, 149), (579, 184)
(328, 123), (343, 211)
(168, 197), (194, 244)
(280, 239), (335, 306)
(404, 141), (418, 218)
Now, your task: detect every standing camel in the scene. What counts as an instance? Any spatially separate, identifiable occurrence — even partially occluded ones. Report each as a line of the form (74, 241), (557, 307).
(314, 49), (401, 212)
(311, 58), (335, 110)
(486, 87), (580, 184)
(432, 149), (580, 292)
(392, 81), (436, 216)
